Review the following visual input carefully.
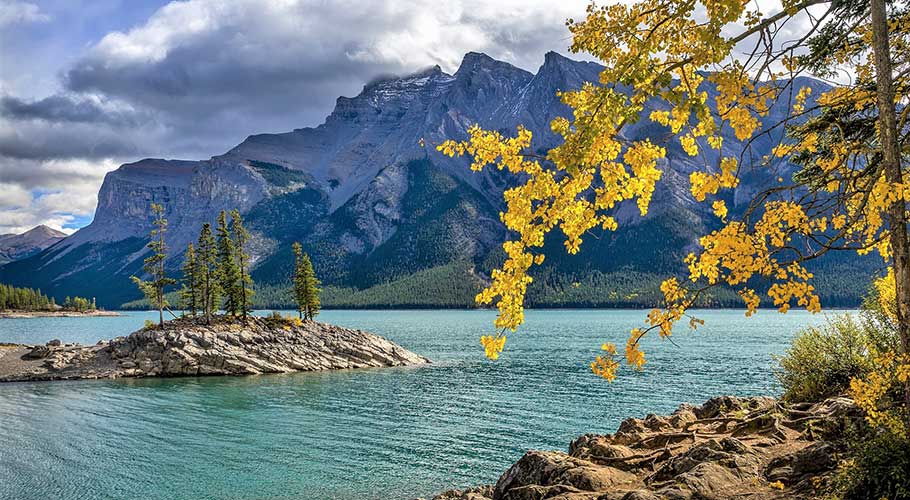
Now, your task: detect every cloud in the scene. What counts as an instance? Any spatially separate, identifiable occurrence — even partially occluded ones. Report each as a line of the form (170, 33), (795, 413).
(0, 157), (116, 234)
(0, 117), (150, 160)
(63, 0), (589, 143)
(0, 94), (150, 127)
(0, 0), (594, 234)
(0, 182), (31, 208)
(0, 1), (48, 27)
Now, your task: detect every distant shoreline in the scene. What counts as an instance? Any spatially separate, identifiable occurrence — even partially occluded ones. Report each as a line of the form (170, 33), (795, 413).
(119, 305), (864, 312)
(0, 310), (121, 319)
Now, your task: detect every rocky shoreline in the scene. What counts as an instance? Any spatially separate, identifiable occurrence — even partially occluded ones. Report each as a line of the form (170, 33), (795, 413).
(0, 316), (429, 382)
(425, 395), (860, 500)
(0, 309), (121, 318)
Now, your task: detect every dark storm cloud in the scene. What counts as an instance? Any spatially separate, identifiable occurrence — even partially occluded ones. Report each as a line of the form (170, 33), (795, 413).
(57, 0), (589, 154)
(0, 94), (150, 127)
(0, 131), (141, 160)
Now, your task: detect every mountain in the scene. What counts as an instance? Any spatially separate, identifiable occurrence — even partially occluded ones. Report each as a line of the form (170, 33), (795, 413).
(0, 225), (66, 264)
(0, 52), (880, 308)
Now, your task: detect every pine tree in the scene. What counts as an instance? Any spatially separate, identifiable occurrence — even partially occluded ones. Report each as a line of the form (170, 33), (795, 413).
(215, 210), (241, 316)
(292, 242), (306, 319)
(196, 223), (220, 323)
(131, 203), (176, 328)
(301, 252), (321, 320)
(0, 283), (55, 311)
(230, 209), (254, 320)
(180, 243), (198, 317)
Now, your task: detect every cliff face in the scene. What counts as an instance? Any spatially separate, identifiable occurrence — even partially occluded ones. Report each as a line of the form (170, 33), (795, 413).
(0, 52), (873, 307)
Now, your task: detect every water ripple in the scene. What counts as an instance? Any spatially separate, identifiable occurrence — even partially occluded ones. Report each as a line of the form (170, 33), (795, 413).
(0, 309), (838, 500)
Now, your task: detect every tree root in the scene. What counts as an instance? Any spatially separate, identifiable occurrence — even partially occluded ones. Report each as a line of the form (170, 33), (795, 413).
(588, 448), (675, 471)
(683, 416), (744, 432)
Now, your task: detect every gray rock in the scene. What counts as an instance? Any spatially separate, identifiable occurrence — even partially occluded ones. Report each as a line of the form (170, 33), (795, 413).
(46, 339), (61, 347)
(423, 396), (859, 500)
(493, 450), (635, 500)
(25, 345), (51, 359)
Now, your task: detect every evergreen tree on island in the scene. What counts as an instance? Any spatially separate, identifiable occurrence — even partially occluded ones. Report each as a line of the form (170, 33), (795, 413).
(131, 203), (176, 328)
(230, 209), (255, 321)
(179, 242), (199, 317)
(196, 223), (220, 324)
(215, 210), (241, 316)
(292, 242), (321, 321)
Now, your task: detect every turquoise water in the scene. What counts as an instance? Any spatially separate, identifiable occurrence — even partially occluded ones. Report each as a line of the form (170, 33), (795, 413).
(0, 309), (837, 500)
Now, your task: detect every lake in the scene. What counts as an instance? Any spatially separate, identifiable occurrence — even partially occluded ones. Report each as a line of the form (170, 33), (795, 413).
(0, 309), (838, 500)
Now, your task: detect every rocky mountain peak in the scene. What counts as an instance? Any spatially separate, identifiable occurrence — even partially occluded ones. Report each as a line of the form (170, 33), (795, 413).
(542, 50), (570, 67)
(535, 51), (602, 85)
(24, 225), (67, 239)
(455, 52), (530, 80)
(0, 224), (67, 264)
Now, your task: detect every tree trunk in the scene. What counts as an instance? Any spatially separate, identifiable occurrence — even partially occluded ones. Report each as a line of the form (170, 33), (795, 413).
(204, 272), (211, 324)
(240, 248), (248, 321)
(870, 0), (910, 427)
(159, 292), (164, 328)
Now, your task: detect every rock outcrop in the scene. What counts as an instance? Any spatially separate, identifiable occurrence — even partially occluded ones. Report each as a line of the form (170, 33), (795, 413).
(0, 316), (429, 382)
(424, 396), (861, 500)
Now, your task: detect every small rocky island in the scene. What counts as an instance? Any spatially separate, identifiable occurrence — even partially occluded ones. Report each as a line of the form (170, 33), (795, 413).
(426, 395), (858, 500)
(0, 316), (429, 382)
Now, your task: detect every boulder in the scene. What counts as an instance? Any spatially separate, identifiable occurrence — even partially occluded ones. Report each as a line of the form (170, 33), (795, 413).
(493, 451), (635, 500)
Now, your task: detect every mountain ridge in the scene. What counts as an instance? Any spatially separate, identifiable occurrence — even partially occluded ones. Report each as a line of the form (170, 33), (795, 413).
(0, 52), (880, 308)
(0, 225), (67, 265)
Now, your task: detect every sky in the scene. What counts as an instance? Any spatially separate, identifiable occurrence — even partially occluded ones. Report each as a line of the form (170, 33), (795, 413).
(0, 0), (599, 235)
(0, 0), (822, 235)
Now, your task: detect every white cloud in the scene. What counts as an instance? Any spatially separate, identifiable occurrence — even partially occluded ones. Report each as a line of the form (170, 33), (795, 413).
(0, 182), (30, 208)
(0, 157), (116, 234)
(0, 1), (48, 27)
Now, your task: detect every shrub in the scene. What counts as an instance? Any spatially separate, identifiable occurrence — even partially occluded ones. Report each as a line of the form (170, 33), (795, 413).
(774, 314), (874, 402)
(828, 428), (910, 500)
(263, 311), (303, 329)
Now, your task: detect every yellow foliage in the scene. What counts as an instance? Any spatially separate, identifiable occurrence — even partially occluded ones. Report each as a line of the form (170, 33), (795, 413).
(591, 342), (620, 381)
(874, 268), (898, 322)
(480, 335), (506, 360)
(434, 0), (910, 370)
(850, 351), (910, 438)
